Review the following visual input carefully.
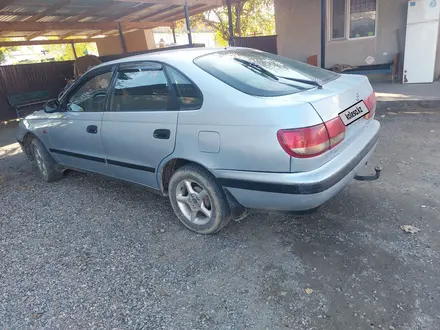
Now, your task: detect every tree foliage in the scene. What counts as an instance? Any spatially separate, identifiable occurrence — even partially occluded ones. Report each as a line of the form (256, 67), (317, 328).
(0, 40), (18, 64)
(190, 0), (275, 43)
(0, 42), (98, 65)
(42, 43), (98, 61)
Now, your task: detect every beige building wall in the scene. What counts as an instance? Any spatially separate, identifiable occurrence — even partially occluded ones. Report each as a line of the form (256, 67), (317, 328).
(95, 29), (156, 56)
(274, 0), (440, 80)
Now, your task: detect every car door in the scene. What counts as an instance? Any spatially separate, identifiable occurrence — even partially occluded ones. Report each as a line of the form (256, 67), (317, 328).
(101, 62), (179, 189)
(49, 66), (114, 176)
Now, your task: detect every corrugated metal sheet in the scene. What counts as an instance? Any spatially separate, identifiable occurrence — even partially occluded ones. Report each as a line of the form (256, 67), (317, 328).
(100, 2), (140, 15)
(37, 15), (64, 22)
(0, 4), (42, 14)
(122, 6), (156, 19)
(55, 7), (89, 15)
(71, 0), (108, 6)
(78, 16), (103, 23)
(0, 15), (21, 22)
(150, 6), (185, 20)
(32, 0), (59, 5)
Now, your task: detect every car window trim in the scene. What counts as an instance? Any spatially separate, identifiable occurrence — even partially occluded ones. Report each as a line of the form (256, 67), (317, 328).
(107, 61), (180, 113)
(61, 65), (116, 113)
(163, 64), (204, 111)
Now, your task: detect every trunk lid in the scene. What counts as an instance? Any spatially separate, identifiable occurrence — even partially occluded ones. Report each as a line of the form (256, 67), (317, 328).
(280, 74), (376, 172)
(291, 73), (374, 148)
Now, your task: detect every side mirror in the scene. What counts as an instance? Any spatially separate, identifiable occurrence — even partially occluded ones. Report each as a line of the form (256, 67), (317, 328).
(44, 99), (60, 113)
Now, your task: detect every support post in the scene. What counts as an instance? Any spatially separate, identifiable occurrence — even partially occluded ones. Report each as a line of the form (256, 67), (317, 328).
(184, 2), (193, 46)
(117, 22), (127, 53)
(71, 41), (77, 59)
(320, 0), (326, 68)
(171, 22), (177, 44)
(226, 0), (234, 46)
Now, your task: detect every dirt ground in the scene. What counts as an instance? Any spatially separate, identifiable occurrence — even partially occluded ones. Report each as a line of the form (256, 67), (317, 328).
(1, 110), (439, 329)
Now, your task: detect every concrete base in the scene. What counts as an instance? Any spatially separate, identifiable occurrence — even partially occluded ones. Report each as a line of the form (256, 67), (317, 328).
(373, 82), (440, 111)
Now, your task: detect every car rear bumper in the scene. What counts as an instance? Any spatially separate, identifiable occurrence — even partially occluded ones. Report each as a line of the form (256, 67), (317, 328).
(214, 119), (380, 211)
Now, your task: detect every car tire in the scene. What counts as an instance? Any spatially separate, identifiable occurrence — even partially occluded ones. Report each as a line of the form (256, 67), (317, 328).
(168, 164), (231, 234)
(30, 139), (63, 183)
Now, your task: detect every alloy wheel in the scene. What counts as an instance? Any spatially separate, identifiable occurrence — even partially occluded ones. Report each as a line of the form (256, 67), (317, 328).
(175, 179), (213, 225)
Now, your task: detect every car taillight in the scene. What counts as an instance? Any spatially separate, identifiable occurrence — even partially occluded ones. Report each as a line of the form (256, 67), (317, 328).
(364, 91), (376, 120)
(277, 117), (346, 158)
(324, 117), (346, 148)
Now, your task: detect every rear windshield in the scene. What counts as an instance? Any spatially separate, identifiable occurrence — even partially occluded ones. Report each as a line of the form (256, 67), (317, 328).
(194, 49), (339, 97)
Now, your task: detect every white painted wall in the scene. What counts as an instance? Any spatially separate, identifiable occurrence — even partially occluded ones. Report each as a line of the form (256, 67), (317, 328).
(274, 0), (440, 79)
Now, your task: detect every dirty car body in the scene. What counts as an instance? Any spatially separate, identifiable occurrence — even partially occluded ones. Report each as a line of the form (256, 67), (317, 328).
(17, 47), (380, 234)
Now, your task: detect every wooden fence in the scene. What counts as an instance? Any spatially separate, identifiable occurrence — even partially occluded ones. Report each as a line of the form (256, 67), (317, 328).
(232, 35), (278, 54)
(0, 44), (204, 121)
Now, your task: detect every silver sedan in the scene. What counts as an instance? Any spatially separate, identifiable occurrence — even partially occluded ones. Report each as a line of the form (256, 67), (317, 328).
(17, 47), (380, 234)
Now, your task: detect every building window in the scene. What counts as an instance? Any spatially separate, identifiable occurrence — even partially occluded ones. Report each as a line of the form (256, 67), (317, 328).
(329, 0), (377, 41)
(331, 0), (346, 39)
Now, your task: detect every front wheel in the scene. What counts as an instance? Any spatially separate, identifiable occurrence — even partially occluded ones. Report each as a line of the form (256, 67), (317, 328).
(168, 164), (231, 234)
(31, 139), (63, 183)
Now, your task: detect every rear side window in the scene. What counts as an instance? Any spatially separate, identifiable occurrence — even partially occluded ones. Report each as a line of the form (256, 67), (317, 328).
(166, 66), (203, 110)
(110, 67), (170, 112)
(194, 49), (339, 97)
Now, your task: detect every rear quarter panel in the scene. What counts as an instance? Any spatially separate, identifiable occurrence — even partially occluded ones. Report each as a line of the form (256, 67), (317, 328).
(159, 60), (324, 174)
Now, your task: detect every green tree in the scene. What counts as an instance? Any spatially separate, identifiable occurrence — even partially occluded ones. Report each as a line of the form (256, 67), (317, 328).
(41, 42), (98, 61)
(0, 40), (18, 64)
(191, 0), (275, 44)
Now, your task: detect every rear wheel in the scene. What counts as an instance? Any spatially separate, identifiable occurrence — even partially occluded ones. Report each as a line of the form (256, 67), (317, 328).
(31, 139), (63, 182)
(168, 164), (231, 234)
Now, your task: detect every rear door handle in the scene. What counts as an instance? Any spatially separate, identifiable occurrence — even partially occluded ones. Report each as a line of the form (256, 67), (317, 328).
(153, 129), (170, 139)
(86, 125), (98, 134)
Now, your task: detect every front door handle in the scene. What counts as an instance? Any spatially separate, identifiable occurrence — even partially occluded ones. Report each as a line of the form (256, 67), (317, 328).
(86, 125), (98, 134)
(153, 129), (170, 139)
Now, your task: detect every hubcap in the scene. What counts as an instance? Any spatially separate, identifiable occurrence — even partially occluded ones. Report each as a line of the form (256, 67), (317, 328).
(176, 179), (212, 225)
(34, 146), (47, 176)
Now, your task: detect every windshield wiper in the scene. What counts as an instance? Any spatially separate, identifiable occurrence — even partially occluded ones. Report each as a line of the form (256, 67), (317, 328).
(234, 57), (279, 81)
(234, 57), (322, 89)
(277, 75), (322, 89)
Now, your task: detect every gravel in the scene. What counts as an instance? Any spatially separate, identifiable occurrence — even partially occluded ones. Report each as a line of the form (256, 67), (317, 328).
(1, 110), (440, 329)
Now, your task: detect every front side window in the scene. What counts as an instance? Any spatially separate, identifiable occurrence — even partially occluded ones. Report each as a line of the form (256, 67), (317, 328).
(67, 71), (112, 112)
(166, 66), (203, 110)
(110, 66), (170, 112)
(329, 0), (377, 41)
(194, 49), (339, 97)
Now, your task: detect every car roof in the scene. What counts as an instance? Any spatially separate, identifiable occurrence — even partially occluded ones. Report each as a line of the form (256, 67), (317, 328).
(94, 47), (229, 69)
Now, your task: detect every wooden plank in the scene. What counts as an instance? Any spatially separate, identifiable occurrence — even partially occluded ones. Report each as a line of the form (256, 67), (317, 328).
(58, 31), (75, 39)
(25, 31), (43, 41)
(0, 21), (172, 32)
(0, 38), (103, 47)
(0, 11), (73, 17)
(117, 0), (227, 5)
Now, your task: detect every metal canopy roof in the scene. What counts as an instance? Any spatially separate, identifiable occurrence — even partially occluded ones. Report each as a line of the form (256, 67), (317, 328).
(0, 0), (230, 43)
